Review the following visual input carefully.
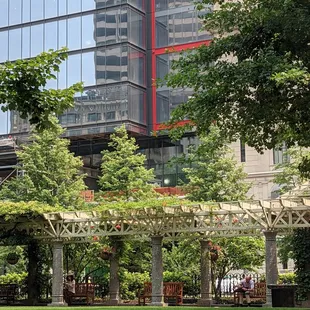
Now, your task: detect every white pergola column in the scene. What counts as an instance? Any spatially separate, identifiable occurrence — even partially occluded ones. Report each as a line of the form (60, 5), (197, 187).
(151, 235), (166, 306)
(198, 240), (212, 306)
(48, 241), (65, 306)
(264, 230), (278, 306)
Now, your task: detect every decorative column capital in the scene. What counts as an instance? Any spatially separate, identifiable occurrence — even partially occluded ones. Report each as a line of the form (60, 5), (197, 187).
(200, 239), (212, 249)
(151, 235), (163, 245)
(52, 241), (63, 249)
(263, 230), (277, 241)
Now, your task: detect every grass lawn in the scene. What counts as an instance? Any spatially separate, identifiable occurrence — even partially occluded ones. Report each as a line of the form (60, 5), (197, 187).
(0, 307), (304, 310)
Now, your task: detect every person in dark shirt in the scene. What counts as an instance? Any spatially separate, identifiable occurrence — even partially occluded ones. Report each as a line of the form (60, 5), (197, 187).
(63, 273), (75, 306)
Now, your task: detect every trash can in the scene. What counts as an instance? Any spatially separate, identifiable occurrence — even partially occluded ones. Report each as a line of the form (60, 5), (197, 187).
(267, 284), (298, 307)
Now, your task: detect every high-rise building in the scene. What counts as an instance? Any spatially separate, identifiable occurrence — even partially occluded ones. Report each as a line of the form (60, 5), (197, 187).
(0, 0), (280, 198)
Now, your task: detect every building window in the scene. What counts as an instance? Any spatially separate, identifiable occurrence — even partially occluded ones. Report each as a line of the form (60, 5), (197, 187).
(273, 143), (288, 165)
(88, 113), (101, 122)
(106, 111), (116, 120)
(67, 114), (79, 124)
(240, 141), (246, 162)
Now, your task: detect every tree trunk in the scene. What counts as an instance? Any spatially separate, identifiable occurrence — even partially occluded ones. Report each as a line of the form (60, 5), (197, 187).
(27, 241), (40, 305)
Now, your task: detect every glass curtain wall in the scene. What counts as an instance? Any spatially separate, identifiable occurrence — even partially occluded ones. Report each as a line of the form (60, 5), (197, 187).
(0, 0), (146, 136)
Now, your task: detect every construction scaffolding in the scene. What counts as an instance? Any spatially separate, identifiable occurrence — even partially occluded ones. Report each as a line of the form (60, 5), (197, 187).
(0, 136), (18, 186)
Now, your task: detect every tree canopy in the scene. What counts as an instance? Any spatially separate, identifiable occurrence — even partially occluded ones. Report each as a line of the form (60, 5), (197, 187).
(174, 125), (250, 201)
(273, 147), (309, 194)
(164, 0), (310, 153)
(0, 119), (86, 208)
(98, 124), (155, 200)
(0, 48), (82, 131)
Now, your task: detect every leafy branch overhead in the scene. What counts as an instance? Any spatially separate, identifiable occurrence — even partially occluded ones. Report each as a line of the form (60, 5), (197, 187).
(165, 0), (310, 153)
(0, 48), (83, 131)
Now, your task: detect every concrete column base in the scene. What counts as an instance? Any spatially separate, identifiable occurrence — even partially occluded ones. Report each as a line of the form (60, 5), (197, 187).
(150, 302), (168, 306)
(263, 302), (272, 308)
(197, 298), (213, 307)
(47, 302), (66, 307)
(106, 299), (119, 306)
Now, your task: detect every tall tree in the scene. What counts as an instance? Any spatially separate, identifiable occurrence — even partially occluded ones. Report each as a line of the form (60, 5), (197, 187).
(0, 48), (82, 131)
(164, 0), (310, 157)
(98, 124), (155, 200)
(169, 126), (261, 299)
(0, 118), (86, 304)
(0, 118), (86, 208)
(175, 125), (251, 201)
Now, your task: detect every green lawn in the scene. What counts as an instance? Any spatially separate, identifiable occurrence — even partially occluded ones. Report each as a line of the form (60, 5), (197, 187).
(0, 307), (303, 310)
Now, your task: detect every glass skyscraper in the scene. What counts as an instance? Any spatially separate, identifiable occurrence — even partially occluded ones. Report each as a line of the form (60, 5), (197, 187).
(0, 0), (211, 189)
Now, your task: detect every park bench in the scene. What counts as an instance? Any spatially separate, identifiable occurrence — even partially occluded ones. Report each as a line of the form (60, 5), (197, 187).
(234, 282), (266, 305)
(138, 282), (183, 305)
(71, 283), (95, 305)
(0, 284), (18, 304)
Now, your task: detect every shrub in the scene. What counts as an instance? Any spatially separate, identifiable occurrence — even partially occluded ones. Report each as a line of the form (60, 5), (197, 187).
(163, 271), (200, 297)
(120, 271), (150, 300)
(278, 272), (296, 284)
(0, 272), (27, 284)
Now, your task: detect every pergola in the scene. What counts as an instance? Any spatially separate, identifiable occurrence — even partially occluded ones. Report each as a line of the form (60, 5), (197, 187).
(2, 188), (310, 307)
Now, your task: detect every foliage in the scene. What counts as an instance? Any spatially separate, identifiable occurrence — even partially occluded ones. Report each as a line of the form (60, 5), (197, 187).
(209, 237), (264, 300)
(163, 239), (201, 297)
(0, 119), (84, 303)
(0, 272), (27, 285)
(292, 228), (310, 300)
(277, 235), (294, 266)
(0, 48), (82, 131)
(0, 201), (63, 221)
(64, 242), (109, 281)
(162, 237), (264, 300)
(98, 124), (155, 200)
(0, 119), (86, 208)
(0, 246), (27, 275)
(164, 0), (310, 158)
(122, 241), (152, 274)
(273, 149), (310, 299)
(163, 270), (200, 297)
(120, 271), (150, 300)
(278, 272), (296, 284)
(173, 125), (250, 202)
(91, 196), (202, 212)
(273, 147), (310, 194)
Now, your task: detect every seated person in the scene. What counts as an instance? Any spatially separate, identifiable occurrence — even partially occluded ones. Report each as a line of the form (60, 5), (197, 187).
(63, 273), (75, 306)
(234, 276), (254, 306)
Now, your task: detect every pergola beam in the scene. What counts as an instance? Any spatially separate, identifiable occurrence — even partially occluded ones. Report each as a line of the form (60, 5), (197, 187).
(0, 197), (309, 240)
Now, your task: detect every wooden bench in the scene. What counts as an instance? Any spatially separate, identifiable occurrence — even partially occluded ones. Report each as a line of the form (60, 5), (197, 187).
(72, 283), (95, 305)
(234, 282), (266, 305)
(138, 282), (183, 305)
(0, 284), (18, 305)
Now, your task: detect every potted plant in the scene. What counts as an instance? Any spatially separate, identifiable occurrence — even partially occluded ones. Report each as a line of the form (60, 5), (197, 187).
(206, 240), (221, 262)
(7, 252), (19, 265)
(99, 246), (116, 260)
(210, 245), (221, 262)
